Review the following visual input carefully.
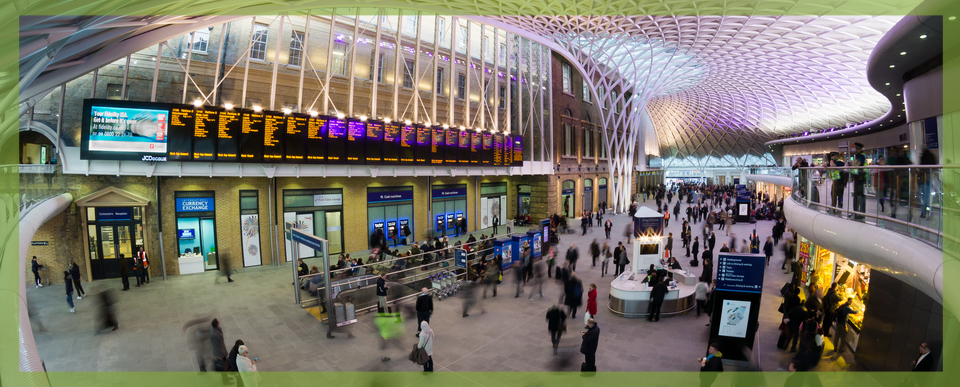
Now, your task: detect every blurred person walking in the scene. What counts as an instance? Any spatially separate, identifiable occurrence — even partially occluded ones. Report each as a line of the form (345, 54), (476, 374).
(63, 271), (75, 314)
(546, 302), (567, 354)
(69, 261), (85, 299)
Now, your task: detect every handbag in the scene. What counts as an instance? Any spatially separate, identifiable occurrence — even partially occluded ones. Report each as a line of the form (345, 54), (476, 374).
(777, 302), (786, 314)
(778, 321), (787, 332)
(559, 321), (567, 333)
(213, 358), (228, 372)
(408, 343), (429, 365)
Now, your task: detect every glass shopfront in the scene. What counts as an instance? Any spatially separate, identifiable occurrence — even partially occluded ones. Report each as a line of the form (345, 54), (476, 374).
(432, 184), (468, 237)
(367, 186), (415, 247)
(806, 244), (871, 353)
(480, 182), (507, 230)
(87, 207), (144, 279)
(561, 180), (576, 219)
(283, 189), (344, 258)
(175, 192), (219, 271)
(517, 184), (532, 218)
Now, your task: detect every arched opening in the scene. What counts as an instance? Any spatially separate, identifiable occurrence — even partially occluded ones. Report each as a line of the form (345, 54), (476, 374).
(517, 184), (531, 218)
(583, 178), (594, 213)
(598, 178), (608, 209)
(561, 179), (576, 219)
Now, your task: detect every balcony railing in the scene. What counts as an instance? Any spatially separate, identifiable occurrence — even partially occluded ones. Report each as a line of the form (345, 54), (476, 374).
(791, 165), (947, 248)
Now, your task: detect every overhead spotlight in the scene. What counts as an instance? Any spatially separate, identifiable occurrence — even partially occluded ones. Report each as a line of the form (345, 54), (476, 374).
(459, 125), (466, 130)
(442, 124), (449, 129)
(889, 65), (895, 68)
(950, 16), (957, 21)
(405, 120), (412, 126)
(920, 34), (927, 39)
(193, 99), (203, 107)
(359, 115), (368, 121)
(424, 122), (432, 127)
(384, 117), (392, 123)
(252, 105), (263, 112)
(504, 131), (511, 135)
(283, 108), (292, 115)
(224, 103), (234, 110)
(900, 51), (907, 55)
(309, 110), (318, 117)
(337, 112), (346, 119)
(896, 93), (901, 97)
(885, 82), (890, 86)
(475, 127), (482, 132)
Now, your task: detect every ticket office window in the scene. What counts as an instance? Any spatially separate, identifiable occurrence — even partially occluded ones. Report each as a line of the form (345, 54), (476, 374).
(480, 182), (507, 229)
(367, 186), (414, 247)
(283, 189), (344, 259)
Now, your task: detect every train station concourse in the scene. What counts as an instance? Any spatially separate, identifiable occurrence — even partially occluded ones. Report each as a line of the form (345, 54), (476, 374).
(5, 0), (960, 386)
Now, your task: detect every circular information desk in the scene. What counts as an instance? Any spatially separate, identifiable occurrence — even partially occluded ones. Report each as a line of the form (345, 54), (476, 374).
(608, 271), (697, 318)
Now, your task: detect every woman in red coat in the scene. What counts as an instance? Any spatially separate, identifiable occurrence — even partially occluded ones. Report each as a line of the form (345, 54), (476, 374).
(585, 283), (598, 324)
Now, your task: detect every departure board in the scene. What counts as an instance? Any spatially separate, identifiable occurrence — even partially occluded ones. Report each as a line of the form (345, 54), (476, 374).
(416, 125), (431, 165)
(305, 116), (326, 163)
(262, 114), (284, 161)
(192, 108), (217, 161)
(327, 118), (346, 162)
(459, 130), (470, 165)
(493, 133), (504, 166)
(482, 133), (493, 165)
(445, 129), (458, 164)
(346, 120), (365, 164)
(402, 124), (418, 164)
(431, 127), (445, 165)
(216, 109), (240, 161)
(503, 134), (513, 166)
(239, 112), (264, 162)
(366, 121), (383, 164)
(168, 107), (195, 161)
(384, 123), (401, 164)
(470, 132), (481, 164)
(512, 135), (523, 166)
(284, 115), (307, 162)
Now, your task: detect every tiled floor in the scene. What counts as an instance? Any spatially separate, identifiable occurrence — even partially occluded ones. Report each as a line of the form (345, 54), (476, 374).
(27, 200), (860, 372)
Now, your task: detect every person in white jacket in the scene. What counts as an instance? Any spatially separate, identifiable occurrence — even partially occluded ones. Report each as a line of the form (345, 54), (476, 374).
(418, 321), (434, 372)
(236, 345), (259, 387)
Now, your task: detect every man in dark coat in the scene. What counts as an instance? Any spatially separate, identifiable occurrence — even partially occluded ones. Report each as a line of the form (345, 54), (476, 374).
(564, 273), (584, 319)
(580, 318), (600, 372)
(699, 342), (724, 387)
(708, 232), (716, 251)
(692, 237), (700, 264)
(701, 255), (713, 284)
(546, 303), (567, 354)
(785, 304), (807, 352)
(566, 244), (580, 272)
(590, 240), (600, 268)
(415, 287), (433, 337)
(210, 319), (228, 371)
(119, 254), (130, 291)
(822, 284), (840, 337)
(763, 237), (774, 266)
(648, 278), (669, 322)
(912, 342), (935, 371)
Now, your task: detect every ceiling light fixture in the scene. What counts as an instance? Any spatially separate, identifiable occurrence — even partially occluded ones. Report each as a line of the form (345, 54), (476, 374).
(224, 103), (233, 110)
(193, 99), (203, 107)
(309, 110), (318, 117)
(920, 34), (927, 39)
(359, 115), (368, 121)
(405, 120), (412, 126)
(889, 65), (895, 68)
(336, 113), (345, 119)
(282, 108), (292, 115)
(252, 106), (262, 112)
(900, 51), (907, 55)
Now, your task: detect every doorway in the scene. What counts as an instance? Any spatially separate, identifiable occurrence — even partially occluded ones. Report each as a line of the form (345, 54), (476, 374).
(89, 223), (139, 280)
(176, 216), (220, 271)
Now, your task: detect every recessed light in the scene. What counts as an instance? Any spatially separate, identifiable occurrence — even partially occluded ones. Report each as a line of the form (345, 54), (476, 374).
(896, 93), (901, 96)
(889, 65), (896, 68)
(885, 82), (890, 86)
(224, 103), (233, 110)
(282, 108), (292, 115)
(252, 105), (262, 112)
(950, 16), (957, 21)
(900, 51), (907, 55)
(920, 34), (927, 39)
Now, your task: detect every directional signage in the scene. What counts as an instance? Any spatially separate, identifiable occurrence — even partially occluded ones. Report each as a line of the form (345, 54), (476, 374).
(291, 227), (326, 253)
(455, 249), (467, 269)
(716, 253), (765, 293)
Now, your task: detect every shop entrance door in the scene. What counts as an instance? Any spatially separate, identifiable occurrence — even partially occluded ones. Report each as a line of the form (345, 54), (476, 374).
(325, 211), (343, 255)
(91, 224), (134, 280)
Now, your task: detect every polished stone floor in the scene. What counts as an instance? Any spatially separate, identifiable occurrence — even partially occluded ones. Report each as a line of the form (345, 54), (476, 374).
(27, 200), (861, 373)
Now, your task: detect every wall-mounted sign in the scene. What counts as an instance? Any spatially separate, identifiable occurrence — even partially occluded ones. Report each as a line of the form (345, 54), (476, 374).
(178, 229), (196, 239)
(175, 197), (215, 212)
(96, 207), (133, 221)
(313, 194), (343, 206)
(31, 241), (49, 246)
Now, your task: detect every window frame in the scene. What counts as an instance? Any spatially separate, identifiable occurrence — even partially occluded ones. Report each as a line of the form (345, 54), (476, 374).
(250, 23), (269, 61)
(403, 59), (415, 89)
(332, 41), (349, 76)
(561, 63), (572, 95)
(288, 30), (304, 66)
(189, 28), (210, 53)
(457, 72), (466, 100)
(436, 67), (444, 95)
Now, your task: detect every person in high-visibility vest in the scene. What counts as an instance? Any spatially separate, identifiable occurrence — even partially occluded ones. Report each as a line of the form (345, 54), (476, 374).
(664, 210), (671, 228)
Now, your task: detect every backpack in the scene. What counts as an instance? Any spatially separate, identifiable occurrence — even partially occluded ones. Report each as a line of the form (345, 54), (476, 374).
(573, 282), (583, 300)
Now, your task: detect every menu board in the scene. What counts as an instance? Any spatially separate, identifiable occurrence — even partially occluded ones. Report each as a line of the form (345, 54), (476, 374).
(459, 131), (470, 165)
(431, 128), (445, 165)
(512, 135), (523, 167)
(191, 108), (217, 161)
(346, 120), (365, 163)
(470, 132), (481, 164)
(366, 121), (384, 164)
(327, 118), (346, 162)
(482, 133), (493, 165)
(216, 110), (240, 161)
(493, 133), (504, 166)
(445, 129), (459, 164)
(239, 112), (264, 162)
(383, 123), (401, 164)
(168, 107), (195, 161)
(305, 116), (326, 163)
(262, 114), (284, 161)
(415, 125), (431, 165)
(81, 99), (523, 166)
(284, 115), (307, 162)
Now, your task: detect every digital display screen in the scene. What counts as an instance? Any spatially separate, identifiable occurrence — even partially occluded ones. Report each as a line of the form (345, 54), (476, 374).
(383, 123), (401, 164)
(305, 116), (326, 163)
(415, 125), (431, 165)
(502, 134), (513, 166)
(238, 112), (264, 162)
(482, 133), (493, 165)
(262, 113), (284, 161)
(512, 135), (523, 166)
(167, 106), (194, 161)
(327, 118), (346, 162)
(284, 115), (307, 162)
(431, 128), (445, 165)
(366, 121), (383, 164)
(190, 108), (217, 161)
(493, 133), (504, 166)
(470, 132), (481, 164)
(346, 120), (365, 163)
(459, 131), (470, 165)
(216, 109), (240, 161)
(82, 100), (171, 161)
(445, 129), (458, 165)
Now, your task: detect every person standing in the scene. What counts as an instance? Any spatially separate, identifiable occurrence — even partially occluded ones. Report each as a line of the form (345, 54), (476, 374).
(529, 258), (545, 300)
(785, 303), (807, 352)
(417, 321), (435, 372)
(235, 345), (259, 387)
(604, 219), (612, 239)
(137, 246), (150, 284)
(69, 261), (85, 299)
(211, 319), (229, 372)
(912, 342), (935, 371)
(833, 298), (858, 355)
(590, 239), (600, 268)
(763, 237), (774, 266)
(31, 256), (44, 288)
(701, 256), (714, 284)
(665, 233), (674, 258)
(601, 242), (612, 277)
(492, 214), (500, 235)
(580, 318), (600, 372)
(584, 283), (598, 324)
(699, 343), (724, 386)
(513, 260), (525, 298)
(119, 254), (130, 291)
(377, 273), (389, 313)
(829, 153), (846, 213)
(546, 303), (567, 354)
(851, 143), (867, 220)
(822, 284), (840, 337)
(648, 278), (668, 322)
(415, 288), (433, 337)
(483, 257), (499, 298)
(708, 232), (716, 252)
(613, 242), (626, 276)
(132, 250), (143, 287)
(227, 339), (244, 382)
(63, 271), (75, 313)
(692, 236), (700, 265)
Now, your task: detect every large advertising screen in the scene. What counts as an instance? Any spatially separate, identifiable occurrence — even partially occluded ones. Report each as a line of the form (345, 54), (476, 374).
(80, 99), (522, 166)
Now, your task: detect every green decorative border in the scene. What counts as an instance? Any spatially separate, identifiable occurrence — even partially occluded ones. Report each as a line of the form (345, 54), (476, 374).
(2, 1), (958, 386)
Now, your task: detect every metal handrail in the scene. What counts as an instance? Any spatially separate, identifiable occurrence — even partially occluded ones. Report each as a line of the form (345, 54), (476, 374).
(793, 196), (942, 237)
(797, 165), (943, 170)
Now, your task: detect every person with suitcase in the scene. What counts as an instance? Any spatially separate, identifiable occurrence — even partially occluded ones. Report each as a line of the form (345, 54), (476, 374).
(580, 318), (600, 372)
